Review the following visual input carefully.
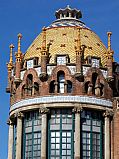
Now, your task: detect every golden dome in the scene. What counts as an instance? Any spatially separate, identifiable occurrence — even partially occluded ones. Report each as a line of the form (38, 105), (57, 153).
(24, 6), (107, 67)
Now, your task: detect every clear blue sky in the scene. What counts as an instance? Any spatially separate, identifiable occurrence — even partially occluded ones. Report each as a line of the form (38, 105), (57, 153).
(0, 0), (119, 158)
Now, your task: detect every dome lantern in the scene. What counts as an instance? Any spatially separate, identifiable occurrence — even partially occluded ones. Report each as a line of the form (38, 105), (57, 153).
(55, 5), (82, 20)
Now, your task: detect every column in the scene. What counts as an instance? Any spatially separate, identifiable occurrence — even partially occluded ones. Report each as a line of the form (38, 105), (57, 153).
(73, 106), (82, 159)
(7, 119), (14, 159)
(16, 112), (24, 159)
(103, 110), (113, 159)
(39, 107), (49, 159)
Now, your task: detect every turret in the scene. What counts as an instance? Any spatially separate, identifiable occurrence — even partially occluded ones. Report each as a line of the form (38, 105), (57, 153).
(106, 31), (114, 82)
(74, 27), (84, 80)
(6, 44), (14, 93)
(40, 27), (50, 81)
(14, 33), (23, 84)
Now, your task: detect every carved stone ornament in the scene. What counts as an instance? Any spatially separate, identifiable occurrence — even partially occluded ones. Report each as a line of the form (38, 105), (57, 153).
(103, 109), (114, 117)
(7, 118), (14, 125)
(72, 106), (83, 113)
(39, 106), (50, 114)
(14, 111), (24, 118)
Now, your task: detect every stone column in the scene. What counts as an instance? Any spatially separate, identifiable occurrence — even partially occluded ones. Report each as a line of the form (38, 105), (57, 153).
(73, 106), (82, 159)
(7, 119), (14, 159)
(16, 112), (24, 159)
(103, 110), (113, 159)
(39, 107), (49, 159)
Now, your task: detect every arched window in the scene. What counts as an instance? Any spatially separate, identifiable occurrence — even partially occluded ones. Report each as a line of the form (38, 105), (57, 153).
(26, 74), (33, 96)
(67, 80), (72, 93)
(34, 82), (39, 95)
(26, 74), (33, 86)
(57, 71), (65, 93)
(92, 73), (98, 95)
(49, 81), (55, 93)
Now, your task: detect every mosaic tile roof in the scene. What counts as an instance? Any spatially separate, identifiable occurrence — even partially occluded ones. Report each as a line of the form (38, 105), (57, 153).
(24, 7), (107, 67)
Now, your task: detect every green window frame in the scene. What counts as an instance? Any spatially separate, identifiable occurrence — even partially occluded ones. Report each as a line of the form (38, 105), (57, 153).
(81, 110), (104, 159)
(48, 109), (74, 159)
(23, 111), (42, 159)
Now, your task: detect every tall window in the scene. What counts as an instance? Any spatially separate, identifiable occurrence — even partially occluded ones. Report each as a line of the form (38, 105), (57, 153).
(48, 109), (74, 159)
(57, 71), (65, 93)
(23, 111), (42, 159)
(81, 110), (104, 159)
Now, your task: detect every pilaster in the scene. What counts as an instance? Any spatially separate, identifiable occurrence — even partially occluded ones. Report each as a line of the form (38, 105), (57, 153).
(15, 112), (24, 159)
(7, 119), (14, 159)
(39, 107), (49, 159)
(103, 109), (113, 159)
(72, 106), (83, 159)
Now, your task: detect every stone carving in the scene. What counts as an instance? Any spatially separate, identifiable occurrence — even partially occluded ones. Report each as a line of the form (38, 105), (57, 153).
(72, 106), (83, 113)
(14, 111), (24, 118)
(39, 107), (49, 114)
(7, 118), (14, 125)
(103, 109), (114, 117)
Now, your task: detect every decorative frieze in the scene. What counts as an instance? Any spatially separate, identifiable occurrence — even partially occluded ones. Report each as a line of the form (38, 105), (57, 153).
(10, 95), (112, 112)
(14, 111), (24, 119)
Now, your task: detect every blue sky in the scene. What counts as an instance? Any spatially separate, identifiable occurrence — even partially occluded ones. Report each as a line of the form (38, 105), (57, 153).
(0, 0), (119, 158)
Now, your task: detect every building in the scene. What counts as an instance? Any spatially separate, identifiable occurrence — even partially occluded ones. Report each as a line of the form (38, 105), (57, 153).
(6, 5), (119, 159)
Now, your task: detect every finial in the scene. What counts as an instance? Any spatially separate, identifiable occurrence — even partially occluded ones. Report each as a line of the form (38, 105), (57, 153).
(75, 27), (81, 52)
(67, 5), (70, 9)
(42, 27), (46, 51)
(9, 44), (14, 65)
(17, 33), (22, 54)
(107, 31), (112, 51)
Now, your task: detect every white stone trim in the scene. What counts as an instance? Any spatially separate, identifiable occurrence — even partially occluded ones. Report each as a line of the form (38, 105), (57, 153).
(10, 96), (112, 112)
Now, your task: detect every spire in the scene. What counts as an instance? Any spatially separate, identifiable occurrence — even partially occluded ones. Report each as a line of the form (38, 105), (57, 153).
(41, 27), (47, 52)
(107, 31), (114, 58)
(75, 27), (81, 53)
(9, 44), (14, 65)
(107, 31), (112, 52)
(17, 33), (22, 54)
(77, 27), (81, 52)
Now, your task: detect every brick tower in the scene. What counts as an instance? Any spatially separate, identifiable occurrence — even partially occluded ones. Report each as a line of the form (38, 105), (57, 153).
(6, 5), (119, 159)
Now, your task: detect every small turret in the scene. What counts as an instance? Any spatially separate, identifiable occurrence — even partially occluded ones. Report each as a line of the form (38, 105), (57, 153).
(106, 31), (114, 82)
(40, 27), (50, 81)
(14, 33), (23, 83)
(6, 44), (14, 93)
(74, 27), (84, 81)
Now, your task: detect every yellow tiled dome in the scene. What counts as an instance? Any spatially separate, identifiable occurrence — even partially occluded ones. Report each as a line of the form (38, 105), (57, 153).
(24, 6), (107, 67)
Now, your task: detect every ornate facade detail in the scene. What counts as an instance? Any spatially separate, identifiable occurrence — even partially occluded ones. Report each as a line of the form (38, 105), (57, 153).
(7, 118), (14, 125)
(72, 106), (83, 113)
(14, 111), (24, 119)
(39, 106), (50, 114)
(103, 109), (114, 117)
